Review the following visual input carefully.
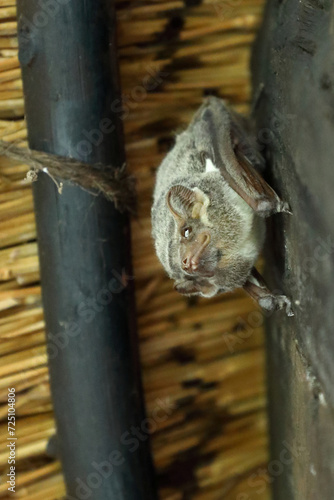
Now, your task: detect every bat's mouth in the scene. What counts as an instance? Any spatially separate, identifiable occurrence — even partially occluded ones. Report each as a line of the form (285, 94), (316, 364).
(185, 268), (215, 278)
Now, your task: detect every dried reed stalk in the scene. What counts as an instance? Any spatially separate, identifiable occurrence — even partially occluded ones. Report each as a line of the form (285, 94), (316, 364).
(0, 0), (270, 499)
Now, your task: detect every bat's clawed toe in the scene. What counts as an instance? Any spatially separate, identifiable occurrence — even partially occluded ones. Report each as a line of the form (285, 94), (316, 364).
(243, 268), (294, 317)
(279, 200), (293, 215)
(259, 294), (294, 317)
(254, 198), (292, 218)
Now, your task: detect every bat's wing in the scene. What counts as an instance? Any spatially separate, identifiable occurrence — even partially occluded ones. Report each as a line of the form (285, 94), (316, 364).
(228, 107), (266, 172)
(190, 97), (291, 217)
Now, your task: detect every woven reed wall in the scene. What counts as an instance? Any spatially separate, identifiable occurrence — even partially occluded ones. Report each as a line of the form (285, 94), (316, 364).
(0, 0), (270, 498)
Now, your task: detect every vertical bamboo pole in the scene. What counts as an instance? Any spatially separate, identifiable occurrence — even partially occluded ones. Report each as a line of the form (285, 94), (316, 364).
(16, 1), (158, 499)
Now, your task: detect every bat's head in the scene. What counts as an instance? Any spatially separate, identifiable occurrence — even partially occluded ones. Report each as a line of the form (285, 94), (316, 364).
(163, 183), (264, 298)
(166, 185), (216, 277)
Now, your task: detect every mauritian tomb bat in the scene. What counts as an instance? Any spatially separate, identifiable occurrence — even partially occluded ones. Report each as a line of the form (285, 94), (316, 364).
(151, 97), (293, 315)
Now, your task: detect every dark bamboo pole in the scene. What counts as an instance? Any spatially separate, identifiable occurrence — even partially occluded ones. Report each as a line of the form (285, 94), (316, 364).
(17, 2), (158, 499)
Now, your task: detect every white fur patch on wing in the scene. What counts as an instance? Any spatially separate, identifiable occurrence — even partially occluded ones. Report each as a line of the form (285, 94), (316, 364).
(205, 158), (219, 173)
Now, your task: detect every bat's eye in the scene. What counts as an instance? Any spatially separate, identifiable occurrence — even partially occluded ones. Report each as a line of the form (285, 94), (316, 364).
(181, 226), (192, 239)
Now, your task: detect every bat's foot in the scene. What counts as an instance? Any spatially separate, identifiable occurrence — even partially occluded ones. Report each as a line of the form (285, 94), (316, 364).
(244, 269), (294, 317)
(256, 199), (292, 217)
(258, 294), (294, 316)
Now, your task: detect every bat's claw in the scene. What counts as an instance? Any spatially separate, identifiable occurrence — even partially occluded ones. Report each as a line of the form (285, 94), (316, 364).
(278, 200), (292, 215)
(278, 295), (294, 316)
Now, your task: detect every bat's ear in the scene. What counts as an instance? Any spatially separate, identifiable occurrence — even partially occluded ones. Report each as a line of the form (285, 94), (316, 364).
(166, 185), (209, 222)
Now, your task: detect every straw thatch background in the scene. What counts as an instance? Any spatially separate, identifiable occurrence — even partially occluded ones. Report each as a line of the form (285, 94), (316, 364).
(0, 0), (270, 498)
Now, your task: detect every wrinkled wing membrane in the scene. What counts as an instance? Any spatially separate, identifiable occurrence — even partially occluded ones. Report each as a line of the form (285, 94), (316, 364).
(191, 98), (289, 217)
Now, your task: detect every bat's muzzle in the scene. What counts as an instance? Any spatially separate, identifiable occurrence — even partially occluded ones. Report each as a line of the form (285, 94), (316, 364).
(181, 232), (212, 275)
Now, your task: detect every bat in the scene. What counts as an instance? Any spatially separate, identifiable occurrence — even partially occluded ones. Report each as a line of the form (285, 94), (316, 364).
(151, 97), (293, 316)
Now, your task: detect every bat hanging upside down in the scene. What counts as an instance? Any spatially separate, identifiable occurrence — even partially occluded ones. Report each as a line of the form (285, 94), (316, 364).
(151, 97), (293, 316)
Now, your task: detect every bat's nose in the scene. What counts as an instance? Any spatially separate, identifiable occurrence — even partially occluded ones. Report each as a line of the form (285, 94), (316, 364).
(181, 232), (211, 274)
(182, 256), (198, 272)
